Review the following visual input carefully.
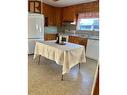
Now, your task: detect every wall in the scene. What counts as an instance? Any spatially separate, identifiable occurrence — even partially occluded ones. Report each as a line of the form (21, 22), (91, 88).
(44, 26), (57, 34)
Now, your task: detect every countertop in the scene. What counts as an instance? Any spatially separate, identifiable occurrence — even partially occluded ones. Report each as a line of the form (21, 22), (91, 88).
(44, 33), (99, 40)
(63, 33), (99, 40)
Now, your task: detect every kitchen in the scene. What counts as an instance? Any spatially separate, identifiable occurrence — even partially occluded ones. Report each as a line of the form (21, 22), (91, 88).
(28, 0), (99, 95)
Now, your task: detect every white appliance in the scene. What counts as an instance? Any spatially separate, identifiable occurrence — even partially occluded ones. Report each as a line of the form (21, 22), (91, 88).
(28, 13), (44, 54)
(86, 39), (99, 60)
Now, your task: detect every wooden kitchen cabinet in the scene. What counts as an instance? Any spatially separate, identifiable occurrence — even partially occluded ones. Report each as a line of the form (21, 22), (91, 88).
(68, 36), (74, 43)
(62, 6), (76, 22)
(45, 35), (87, 49)
(69, 36), (87, 47)
(28, 0), (41, 14)
(43, 3), (56, 26)
(44, 34), (57, 41)
(54, 8), (62, 26)
(43, 3), (62, 26)
(79, 38), (88, 47)
(69, 36), (80, 44)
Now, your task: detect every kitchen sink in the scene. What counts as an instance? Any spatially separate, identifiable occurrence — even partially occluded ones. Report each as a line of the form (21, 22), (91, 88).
(78, 34), (99, 40)
(78, 34), (89, 37)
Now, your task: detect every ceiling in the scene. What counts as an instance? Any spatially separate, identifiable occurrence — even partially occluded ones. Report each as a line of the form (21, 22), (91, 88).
(43, 0), (97, 7)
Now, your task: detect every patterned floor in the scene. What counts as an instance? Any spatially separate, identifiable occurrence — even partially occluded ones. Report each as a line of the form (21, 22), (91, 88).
(28, 55), (97, 95)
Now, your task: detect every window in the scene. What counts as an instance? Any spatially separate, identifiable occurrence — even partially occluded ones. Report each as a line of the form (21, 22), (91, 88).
(77, 18), (99, 31)
(77, 12), (99, 31)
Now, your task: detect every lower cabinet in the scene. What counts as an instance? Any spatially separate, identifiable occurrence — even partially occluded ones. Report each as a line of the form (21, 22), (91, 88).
(44, 34), (57, 41)
(44, 35), (88, 47)
(69, 36), (87, 47)
(79, 38), (88, 47)
(68, 36), (80, 44)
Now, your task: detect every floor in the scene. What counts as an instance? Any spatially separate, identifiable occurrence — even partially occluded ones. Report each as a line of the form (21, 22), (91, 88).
(28, 55), (98, 95)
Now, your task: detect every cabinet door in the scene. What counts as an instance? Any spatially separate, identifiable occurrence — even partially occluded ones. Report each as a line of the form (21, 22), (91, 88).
(73, 36), (80, 44)
(62, 6), (75, 22)
(69, 36), (80, 44)
(68, 36), (74, 43)
(47, 6), (55, 26)
(28, 1), (34, 13)
(43, 3), (56, 26)
(44, 34), (57, 41)
(55, 8), (62, 26)
(69, 36), (88, 48)
(79, 38), (87, 47)
(28, 1), (41, 14)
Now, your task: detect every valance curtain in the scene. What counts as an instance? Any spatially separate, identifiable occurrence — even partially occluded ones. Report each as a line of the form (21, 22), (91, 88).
(78, 12), (99, 19)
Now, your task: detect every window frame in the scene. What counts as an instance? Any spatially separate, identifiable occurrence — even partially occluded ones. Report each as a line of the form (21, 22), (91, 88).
(76, 18), (99, 31)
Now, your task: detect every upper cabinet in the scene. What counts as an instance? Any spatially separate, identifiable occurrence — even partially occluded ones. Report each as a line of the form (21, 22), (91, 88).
(28, 0), (41, 14)
(62, 6), (76, 22)
(42, 3), (62, 26)
(54, 8), (62, 26)
(43, 3), (55, 26)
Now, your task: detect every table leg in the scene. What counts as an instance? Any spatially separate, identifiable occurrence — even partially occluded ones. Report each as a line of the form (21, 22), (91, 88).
(61, 75), (64, 81)
(38, 55), (41, 64)
(79, 63), (80, 69)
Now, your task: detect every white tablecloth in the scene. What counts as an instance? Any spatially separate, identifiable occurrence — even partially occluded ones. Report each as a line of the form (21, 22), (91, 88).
(34, 40), (86, 74)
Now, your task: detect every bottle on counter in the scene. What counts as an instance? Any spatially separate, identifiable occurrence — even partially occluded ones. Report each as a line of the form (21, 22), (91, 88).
(56, 33), (59, 43)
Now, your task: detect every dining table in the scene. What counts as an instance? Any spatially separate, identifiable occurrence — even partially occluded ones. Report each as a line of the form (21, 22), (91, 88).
(34, 40), (86, 80)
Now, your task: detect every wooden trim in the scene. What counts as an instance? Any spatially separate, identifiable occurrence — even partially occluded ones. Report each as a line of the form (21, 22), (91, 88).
(93, 65), (99, 95)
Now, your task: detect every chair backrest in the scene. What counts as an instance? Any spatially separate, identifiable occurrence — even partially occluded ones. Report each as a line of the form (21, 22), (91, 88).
(86, 39), (99, 61)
